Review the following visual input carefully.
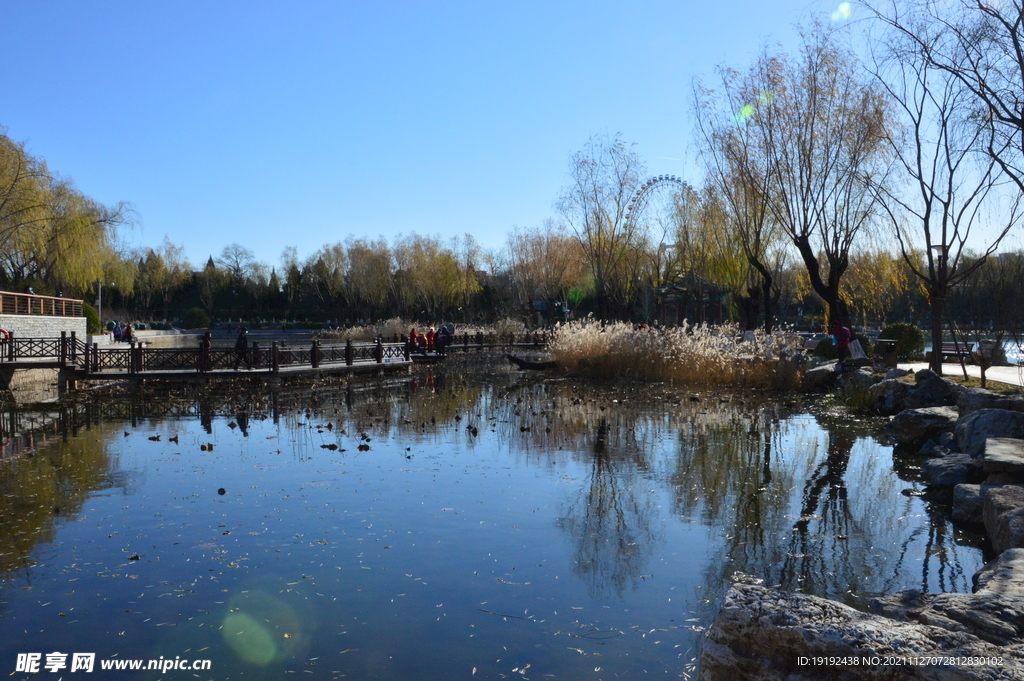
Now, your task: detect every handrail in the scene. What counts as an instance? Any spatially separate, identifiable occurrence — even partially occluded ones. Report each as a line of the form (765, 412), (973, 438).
(0, 291), (84, 317)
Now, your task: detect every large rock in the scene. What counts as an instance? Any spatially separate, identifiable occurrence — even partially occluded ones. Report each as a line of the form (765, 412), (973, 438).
(802, 365), (836, 393)
(973, 340), (1010, 367)
(922, 453), (981, 486)
(869, 379), (910, 416)
(870, 588), (1024, 649)
(888, 406), (960, 446)
(836, 367), (878, 395)
(953, 484), (991, 523)
(700, 582), (1024, 680)
(956, 409), (1024, 457)
(984, 485), (1024, 554)
(960, 388), (1024, 416)
(974, 548), (1024, 597)
(984, 438), (1024, 475)
(905, 369), (961, 410)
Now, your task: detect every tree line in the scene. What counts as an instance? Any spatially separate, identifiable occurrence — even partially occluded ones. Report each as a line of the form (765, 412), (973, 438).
(3, 1), (1024, 374)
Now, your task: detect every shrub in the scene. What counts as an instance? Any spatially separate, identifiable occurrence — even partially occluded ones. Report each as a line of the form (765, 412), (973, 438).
(183, 307), (211, 330)
(879, 323), (925, 360)
(83, 303), (101, 335)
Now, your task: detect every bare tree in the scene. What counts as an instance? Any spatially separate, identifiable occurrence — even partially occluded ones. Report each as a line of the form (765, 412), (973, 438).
(557, 133), (648, 319)
(867, 10), (1022, 373)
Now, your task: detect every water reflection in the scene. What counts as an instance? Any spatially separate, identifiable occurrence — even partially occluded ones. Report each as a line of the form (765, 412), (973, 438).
(0, 368), (989, 679)
(557, 417), (660, 599)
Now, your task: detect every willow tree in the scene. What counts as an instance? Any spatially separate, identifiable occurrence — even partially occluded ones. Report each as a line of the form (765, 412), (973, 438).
(346, 237), (394, 319)
(0, 133), (133, 294)
(694, 68), (786, 331)
(557, 133), (648, 319)
(730, 25), (894, 325)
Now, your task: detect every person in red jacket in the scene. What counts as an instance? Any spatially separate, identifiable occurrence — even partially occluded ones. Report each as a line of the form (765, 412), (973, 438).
(830, 320), (852, 363)
(426, 327), (435, 351)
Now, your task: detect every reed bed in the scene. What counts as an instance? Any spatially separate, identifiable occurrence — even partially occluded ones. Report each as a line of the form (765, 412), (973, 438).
(546, 321), (806, 390)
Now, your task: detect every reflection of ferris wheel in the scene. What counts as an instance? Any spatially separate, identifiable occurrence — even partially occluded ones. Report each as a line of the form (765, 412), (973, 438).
(624, 175), (685, 230)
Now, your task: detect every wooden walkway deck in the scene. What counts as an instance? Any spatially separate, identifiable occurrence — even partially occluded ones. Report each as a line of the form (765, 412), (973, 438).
(0, 335), (412, 383)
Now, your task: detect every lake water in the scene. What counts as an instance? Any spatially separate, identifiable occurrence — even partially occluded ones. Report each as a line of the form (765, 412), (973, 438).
(0, 361), (988, 679)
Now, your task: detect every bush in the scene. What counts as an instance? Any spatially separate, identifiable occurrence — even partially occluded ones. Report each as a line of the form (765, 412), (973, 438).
(83, 303), (101, 335)
(183, 307), (211, 330)
(879, 323), (925, 360)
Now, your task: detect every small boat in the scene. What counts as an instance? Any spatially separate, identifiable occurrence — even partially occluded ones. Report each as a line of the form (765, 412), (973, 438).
(506, 354), (558, 370)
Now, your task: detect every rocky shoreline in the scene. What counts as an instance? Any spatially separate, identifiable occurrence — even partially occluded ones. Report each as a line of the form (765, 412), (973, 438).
(700, 365), (1024, 680)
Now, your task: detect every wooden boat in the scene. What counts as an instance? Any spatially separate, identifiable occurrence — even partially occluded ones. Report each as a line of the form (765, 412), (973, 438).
(506, 354), (557, 370)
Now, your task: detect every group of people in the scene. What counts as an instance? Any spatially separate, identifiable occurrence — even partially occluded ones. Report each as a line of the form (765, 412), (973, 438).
(112, 323), (134, 343)
(408, 326), (451, 354)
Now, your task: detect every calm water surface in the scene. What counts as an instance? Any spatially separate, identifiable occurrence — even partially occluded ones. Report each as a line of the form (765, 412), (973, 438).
(0, 362), (987, 679)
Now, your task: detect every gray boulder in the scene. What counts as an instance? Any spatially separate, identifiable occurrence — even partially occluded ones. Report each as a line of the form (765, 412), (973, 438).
(984, 438), (1024, 476)
(974, 548), (1024, 596)
(973, 340), (1010, 367)
(956, 409), (1024, 457)
(802, 365), (836, 393)
(869, 378), (910, 416)
(870, 588), (1024, 649)
(960, 388), (1024, 416)
(954, 484), (988, 523)
(984, 485), (1024, 554)
(888, 406), (960, 446)
(922, 453), (981, 487)
(904, 369), (961, 410)
(701, 582), (1024, 680)
(835, 368), (879, 398)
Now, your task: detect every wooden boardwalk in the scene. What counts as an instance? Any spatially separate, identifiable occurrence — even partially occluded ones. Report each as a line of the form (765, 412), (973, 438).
(0, 334), (412, 383)
(0, 330), (553, 387)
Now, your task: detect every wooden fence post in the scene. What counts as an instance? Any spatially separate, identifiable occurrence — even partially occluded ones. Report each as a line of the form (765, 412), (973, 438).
(60, 331), (67, 364)
(374, 339), (384, 364)
(404, 339), (410, 361)
(272, 342), (280, 373)
(70, 331), (77, 365)
(345, 339), (354, 366)
(476, 331), (483, 351)
(92, 343), (99, 373)
(129, 341), (136, 375)
(7, 332), (13, 361)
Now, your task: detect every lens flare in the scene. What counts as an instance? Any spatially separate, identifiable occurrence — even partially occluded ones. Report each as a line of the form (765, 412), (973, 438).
(733, 104), (756, 125)
(831, 2), (852, 21)
(758, 90), (775, 106)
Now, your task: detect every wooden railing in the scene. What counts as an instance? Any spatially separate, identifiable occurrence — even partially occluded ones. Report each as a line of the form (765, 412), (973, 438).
(0, 335), (409, 376)
(0, 292), (83, 317)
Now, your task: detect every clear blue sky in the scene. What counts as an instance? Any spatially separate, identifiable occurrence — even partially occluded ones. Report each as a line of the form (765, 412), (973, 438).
(1, 0), (853, 269)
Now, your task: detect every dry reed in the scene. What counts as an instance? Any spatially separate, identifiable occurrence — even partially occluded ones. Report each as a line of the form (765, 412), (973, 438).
(546, 321), (805, 390)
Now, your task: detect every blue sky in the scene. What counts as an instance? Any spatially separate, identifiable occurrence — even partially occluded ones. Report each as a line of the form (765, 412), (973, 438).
(1, 0), (849, 269)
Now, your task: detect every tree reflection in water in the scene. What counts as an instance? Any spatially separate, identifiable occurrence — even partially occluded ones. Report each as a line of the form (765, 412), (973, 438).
(670, 402), (985, 607)
(557, 416), (661, 599)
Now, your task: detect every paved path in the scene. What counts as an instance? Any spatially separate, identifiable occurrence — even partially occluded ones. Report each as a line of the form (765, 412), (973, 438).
(900, 362), (1024, 388)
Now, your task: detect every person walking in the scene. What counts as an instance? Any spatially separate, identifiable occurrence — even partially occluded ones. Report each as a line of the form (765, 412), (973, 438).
(200, 331), (212, 372)
(234, 327), (250, 370)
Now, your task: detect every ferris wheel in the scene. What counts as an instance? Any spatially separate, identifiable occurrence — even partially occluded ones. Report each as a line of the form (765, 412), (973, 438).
(624, 175), (686, 234)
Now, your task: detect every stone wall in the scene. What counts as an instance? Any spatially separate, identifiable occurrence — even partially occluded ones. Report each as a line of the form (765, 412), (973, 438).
(0, 314), (86, 339)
